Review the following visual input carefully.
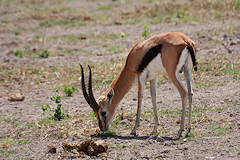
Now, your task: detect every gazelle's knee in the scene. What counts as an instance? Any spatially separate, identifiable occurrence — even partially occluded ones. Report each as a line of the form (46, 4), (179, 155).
(180, 91), (187, 100)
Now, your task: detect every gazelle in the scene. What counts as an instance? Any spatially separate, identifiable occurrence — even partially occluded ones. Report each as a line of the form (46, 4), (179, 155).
(80, 32), (197, 137)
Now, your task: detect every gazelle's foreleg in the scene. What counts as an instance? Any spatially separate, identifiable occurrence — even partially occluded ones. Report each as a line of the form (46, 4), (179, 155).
(131, 72), (147, 135)
(150, 78), (159, 134)
(184, 67), (193, 134)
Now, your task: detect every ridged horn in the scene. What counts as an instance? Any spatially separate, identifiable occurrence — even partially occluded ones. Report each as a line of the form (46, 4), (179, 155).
(80, 64), (100, 111)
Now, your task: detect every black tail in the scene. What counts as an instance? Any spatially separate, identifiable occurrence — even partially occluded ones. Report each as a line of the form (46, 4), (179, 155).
(187, 46), (197, 71)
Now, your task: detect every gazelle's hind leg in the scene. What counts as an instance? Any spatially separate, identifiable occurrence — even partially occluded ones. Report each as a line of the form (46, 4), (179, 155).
(131, 71), (147, 135)
(150, 78), (159, 134)
(167, 71), (187, 138)
(184, 67), (193, 134)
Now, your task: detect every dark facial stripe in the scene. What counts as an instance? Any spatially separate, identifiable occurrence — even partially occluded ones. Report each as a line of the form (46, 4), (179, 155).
(137, 44), (162, 72)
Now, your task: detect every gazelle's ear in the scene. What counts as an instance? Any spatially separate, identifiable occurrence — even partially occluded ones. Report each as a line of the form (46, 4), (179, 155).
(107, 88), (114, 103)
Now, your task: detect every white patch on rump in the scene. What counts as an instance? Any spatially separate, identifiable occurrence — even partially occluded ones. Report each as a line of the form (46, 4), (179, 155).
(145, 53), (166, 81)
(175, 47), (192, 92)
(176, 47), (189, 72)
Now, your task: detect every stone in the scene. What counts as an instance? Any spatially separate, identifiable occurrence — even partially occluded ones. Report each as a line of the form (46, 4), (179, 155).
(8, 92), (25, 101)
(47, 144), (57, 153)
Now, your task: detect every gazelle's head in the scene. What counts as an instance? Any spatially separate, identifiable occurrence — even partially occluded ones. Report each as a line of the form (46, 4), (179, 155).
(80, 64), (115, 132)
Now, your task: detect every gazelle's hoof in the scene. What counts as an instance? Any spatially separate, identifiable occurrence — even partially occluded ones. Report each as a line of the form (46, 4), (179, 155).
(177, 131), (183, 138)
(187, 128), (191, 133)
(130, 130), (136, 136)
(186, 129), (191, 137)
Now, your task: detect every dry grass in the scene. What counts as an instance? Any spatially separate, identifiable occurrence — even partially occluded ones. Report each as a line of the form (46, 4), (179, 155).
(1, 0), (239, 32)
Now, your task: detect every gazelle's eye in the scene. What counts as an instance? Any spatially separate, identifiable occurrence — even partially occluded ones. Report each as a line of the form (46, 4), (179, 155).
(101, 111), (106, 117)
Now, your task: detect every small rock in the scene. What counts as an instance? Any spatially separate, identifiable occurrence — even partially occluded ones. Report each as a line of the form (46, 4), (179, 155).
(183, 147), (188, 150)
(183, 138), (187, 142)
(230, 42), (236, 45)
(79, 36), (87, 40)
(32, 48), (37, 52)
(176, 119), (181, 124)
(8, 92), (25, 101)
(83, 15), (91, 21)
(47, 144), (57, 153)
(58, 53), (65, 56)
(114, 21), (122, 25)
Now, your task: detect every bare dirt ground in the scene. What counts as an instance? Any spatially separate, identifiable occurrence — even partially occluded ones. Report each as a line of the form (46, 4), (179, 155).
(0, 0), (240, 159)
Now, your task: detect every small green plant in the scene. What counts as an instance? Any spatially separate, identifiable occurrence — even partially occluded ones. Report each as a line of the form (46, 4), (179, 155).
(14, 30), (20, 36)
(34, 35), (40, 39)
(41, 104), (51, 112)
(53, 103), (69, 120)
(176, 10), (185, 19)
(64, 85), (76, 96)
(236, 149), (240, 155)
(51, 95), (61, 103)
(142, 24), (150, 39)
(91, 110), (97, 118)
(120, 32), (126, 38)
(12, 50), (22, 58)
(38, 50), (50, 58)
(51, 96), (69, 120)
(54, 86), (60, 92)
(41, 96), (69, 121)
(232, 0), (240, 9)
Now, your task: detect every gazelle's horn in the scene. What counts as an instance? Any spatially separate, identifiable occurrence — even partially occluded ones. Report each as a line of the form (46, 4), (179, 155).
(80, 64), (100, 111)
(87, 65), (100, 110)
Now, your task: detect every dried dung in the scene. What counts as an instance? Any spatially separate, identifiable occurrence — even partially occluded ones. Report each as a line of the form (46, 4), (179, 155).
(62, 138), (108, 156)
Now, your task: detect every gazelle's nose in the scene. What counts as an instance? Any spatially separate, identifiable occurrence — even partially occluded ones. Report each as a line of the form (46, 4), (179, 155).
(100, 128), (107, 132)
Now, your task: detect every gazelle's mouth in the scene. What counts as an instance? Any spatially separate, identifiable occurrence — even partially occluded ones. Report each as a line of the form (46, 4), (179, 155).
(100, 128), (107, 132)
(100, 123), (109, 132)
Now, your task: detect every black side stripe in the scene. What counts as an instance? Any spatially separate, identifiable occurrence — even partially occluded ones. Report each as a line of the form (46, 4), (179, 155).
(187, 46), (197, 71)
(137, 44), (162, 72)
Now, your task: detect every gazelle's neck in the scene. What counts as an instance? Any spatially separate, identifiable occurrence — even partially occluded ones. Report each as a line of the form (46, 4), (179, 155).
(108, 64), (136, 108)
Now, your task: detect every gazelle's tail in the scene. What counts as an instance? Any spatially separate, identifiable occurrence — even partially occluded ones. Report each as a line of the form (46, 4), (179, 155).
(187, 46), (197, 71)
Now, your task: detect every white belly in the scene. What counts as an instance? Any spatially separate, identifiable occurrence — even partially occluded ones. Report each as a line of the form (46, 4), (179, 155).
(145, 54), (166, 81)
